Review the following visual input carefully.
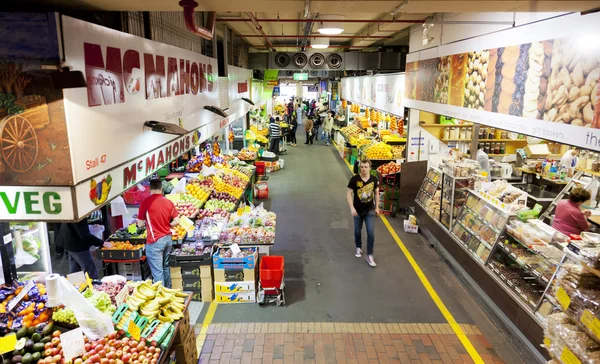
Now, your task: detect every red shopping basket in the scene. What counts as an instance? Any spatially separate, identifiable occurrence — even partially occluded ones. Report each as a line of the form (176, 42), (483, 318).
(260, 256), (284, 289)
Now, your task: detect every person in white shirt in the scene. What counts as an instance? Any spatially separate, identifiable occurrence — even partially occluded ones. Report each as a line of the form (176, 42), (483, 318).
(476, 147), (491, 181)
(323, 111), (334, 146)
(560, 148), (578, 169)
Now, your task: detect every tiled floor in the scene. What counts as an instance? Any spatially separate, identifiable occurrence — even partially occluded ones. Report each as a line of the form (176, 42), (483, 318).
(195, 322), (504, 364)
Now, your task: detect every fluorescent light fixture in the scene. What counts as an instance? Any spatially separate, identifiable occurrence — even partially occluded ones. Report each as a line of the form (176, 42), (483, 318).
(311, 37), (330, 49)
(317, 15), (344, 35)
(144, 121), (189, 136)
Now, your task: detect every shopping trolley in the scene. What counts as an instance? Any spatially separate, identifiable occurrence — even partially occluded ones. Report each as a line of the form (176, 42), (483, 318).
(279, 126), (289, 155)
(257, 256), (285, 306)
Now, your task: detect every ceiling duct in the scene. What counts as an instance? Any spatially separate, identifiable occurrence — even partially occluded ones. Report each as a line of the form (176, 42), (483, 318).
(309, 53), (325, 68)
(292, 53), (308, 68)
(250, 52), (404, 71)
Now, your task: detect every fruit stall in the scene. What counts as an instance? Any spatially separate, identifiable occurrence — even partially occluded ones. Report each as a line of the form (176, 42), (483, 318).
(0, 276), (197, 364)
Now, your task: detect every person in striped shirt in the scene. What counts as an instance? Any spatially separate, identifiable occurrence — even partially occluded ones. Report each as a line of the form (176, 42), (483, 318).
(269, 117), (282, 154)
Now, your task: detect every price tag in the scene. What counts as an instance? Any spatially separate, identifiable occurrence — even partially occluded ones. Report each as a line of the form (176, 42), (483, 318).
(7, 281), (35, 312)
(580, 309), (600, 339)
(543, 337), (551, 348)
(0, 334), (16, 354)
(61, 329), (86, 361)
(66, 271), (87, 286)
(561, 346), (581, 364)
(230, 243), (242, 256)
(115, 285), (130, 306)
(128, 320), (141, 340)
(556, 287), (571, 310)
(3, 233), (12, 245)
(128, 224), (138, 234)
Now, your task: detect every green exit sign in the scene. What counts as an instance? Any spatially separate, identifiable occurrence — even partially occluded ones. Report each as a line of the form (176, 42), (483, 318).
(293, 73), (308, 81)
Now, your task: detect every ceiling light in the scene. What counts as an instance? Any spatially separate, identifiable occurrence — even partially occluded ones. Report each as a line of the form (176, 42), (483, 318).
(311, 37), (329, 49)
(317, 15), (344, 35)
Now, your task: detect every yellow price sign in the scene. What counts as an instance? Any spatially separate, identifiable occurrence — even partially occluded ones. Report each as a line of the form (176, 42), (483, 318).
(561, 346), (581, 364)
(0, 333), (16, 354)
(580, 309), (600, 339)
(128, 320), (141, 341)
(543, 337), (551, 348)
(128, 224), (137, 234)
(556, 287), (571, 311)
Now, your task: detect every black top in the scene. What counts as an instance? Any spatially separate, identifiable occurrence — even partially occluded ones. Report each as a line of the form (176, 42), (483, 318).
(347, 174), (379, 215)
(55, 220), (103, 252)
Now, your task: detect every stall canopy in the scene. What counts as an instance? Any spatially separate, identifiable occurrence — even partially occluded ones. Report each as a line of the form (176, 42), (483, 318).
(0, 14), (252, 222)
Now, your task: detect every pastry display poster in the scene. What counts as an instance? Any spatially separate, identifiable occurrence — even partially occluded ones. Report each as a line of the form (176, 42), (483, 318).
(404, 35), (600, 151)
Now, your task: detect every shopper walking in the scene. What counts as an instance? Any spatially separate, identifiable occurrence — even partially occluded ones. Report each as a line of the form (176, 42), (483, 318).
(269, 117), (282, 153)
(323, 111), (334, 146)
(304, 117), (314, 145)
(137, 179), (180, 287)
(55, 219), (104, 279)
(289, 112), (298, 146)
(347, 159), (380, 267)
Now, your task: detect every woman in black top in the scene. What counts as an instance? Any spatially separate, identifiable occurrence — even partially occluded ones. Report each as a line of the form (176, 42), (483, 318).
(289, 112), (298, 146)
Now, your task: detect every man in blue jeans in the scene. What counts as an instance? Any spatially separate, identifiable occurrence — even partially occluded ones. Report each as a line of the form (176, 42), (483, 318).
(347, 159), (380, 267)
(138, 179), (180, 287)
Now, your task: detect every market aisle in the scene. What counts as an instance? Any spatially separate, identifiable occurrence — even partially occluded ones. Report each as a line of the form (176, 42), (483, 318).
(195, 133), (527, 364)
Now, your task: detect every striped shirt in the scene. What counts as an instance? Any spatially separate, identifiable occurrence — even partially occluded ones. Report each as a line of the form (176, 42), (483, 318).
(269, 122), (282, 137)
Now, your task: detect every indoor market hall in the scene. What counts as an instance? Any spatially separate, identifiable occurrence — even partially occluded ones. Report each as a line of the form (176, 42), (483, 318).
(193, 132), (527, 364)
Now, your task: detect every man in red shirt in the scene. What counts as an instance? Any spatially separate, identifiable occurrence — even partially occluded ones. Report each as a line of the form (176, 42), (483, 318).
(137, 179), (180, 287)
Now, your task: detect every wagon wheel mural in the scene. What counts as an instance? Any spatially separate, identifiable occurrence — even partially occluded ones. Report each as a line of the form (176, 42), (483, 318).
(1, 115), (38, 172)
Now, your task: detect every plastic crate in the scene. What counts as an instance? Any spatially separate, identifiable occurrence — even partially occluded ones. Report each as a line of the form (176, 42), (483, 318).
(260, 256), (284, 289)
(213, 247), (257, 269)
(101, 247), (145, 260)
(255, 161), (266, 176)
(169, 245), (213, 266)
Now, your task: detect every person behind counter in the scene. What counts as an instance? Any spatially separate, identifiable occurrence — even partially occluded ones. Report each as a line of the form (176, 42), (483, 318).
(552, 187), (592, 236)
(476, 145), (491, 182)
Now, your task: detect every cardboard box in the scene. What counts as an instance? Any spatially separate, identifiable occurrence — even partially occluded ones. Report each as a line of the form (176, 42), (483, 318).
(172, 277), (202, 290)
(173, 330), (198, 364)
(214, 281), (256, 293)
(173, 309), (191, 344)
(170, 264), (212, 279)
(201, 277), (213, 289)
(185, 286), (214, 302)
(213, 267), (256, 282)
(215, 291), (256, 303)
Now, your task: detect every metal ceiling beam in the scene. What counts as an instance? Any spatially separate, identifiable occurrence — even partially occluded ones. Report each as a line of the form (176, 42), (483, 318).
(179, 0), (217, 40)
(217, 18), (424, 23)
(246, 12), (276, 52)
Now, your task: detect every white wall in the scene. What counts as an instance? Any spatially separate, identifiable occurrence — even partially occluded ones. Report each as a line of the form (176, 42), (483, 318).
(409, 12), (566, 53)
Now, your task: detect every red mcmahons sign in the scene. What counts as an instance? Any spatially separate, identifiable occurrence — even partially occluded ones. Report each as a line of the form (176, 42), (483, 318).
(83, 43), (214, 107)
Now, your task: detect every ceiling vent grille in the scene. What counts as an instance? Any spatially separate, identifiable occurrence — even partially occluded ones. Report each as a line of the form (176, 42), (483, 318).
(309, 53), (325, 68)
(326, 54), (343, 69)
(274, 52), (291, 68)
(292, 53), (308, 68)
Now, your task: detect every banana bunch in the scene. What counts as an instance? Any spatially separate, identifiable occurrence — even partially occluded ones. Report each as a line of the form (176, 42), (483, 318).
(125, 280), (188, 323)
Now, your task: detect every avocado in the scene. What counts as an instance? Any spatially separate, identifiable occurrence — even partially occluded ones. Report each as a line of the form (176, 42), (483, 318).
(32, 343), (44, 353)
(16, 328), (27, 340)
(40, 336), (51, 344)
(41, 323), (53, 337)
(14, 338), (26, 351)
(11, 356), (21, 364)
(30, 333), (41, 343)
(24, 339), (34, 352)
(21, 353), (32, 364)
(30, 352), (40, 362)
(26, 327), (35, 337)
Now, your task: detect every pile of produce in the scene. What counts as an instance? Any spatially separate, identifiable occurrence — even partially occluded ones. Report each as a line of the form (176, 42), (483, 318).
(382, 135), (405, 143)
(174, 202), (200, 219)
(95, 281), (133, 306)
(211, 192), (237, 203)
(52, 288), (116, 326)
(172, 243), (212, 257)
(212, 176), (243, 199)
(231, 165), (253, 178)
(102, 241), (144, 251)
(355, 139), (372, 149)
(364, 142), (393, 160)
(197, 209), (230, 220)
(379, 129), (391, 138)
(391, 145), (406, 159)
(110, 227), (146, 241)
(9, 323), (60, 364)
(184, 183), (211, 204)
(340, 125), (362, 140)
(204, 199), (236, 212)
(219, 206), (277, 245)
(357, 116), (370, 129)
(237, 148), (257, 161)
(125, 281), (187, 322)
(250, 125), (268, 137)
(180, 193), (204, 209)
(171, 225), (187, 241)
(377, 161), (402, 175)
(0, 282), (51, 331)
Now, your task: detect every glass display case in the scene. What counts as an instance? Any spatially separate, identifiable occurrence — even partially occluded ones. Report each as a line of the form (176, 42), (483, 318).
(440, 174), (473, 229)
(9, 222), (53, 278)
(416, 167), (442, 221)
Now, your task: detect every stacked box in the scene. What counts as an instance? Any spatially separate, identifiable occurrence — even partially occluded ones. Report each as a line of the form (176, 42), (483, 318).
(213, 247), (258, 303)
(170, 263), (213, 302)
(173, 309), (191, 345)
(117, 261), (150, 281)
(173, 330), (198, 364)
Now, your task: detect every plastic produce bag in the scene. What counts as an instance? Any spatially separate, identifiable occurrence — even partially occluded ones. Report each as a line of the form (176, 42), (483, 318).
(53, 275), (115, 340)
(88, 224), (105, 240)
(583, 177), (600, 208)
(170, 177), (187, 194)
(12, 230), (38, 268)
(110, 196), (129, 217)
